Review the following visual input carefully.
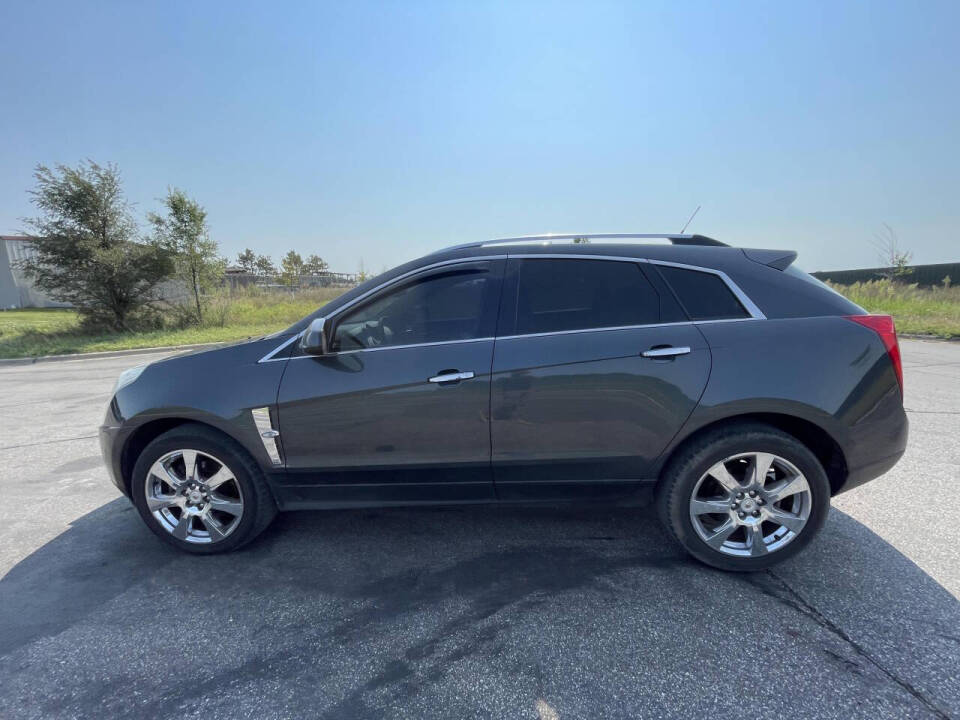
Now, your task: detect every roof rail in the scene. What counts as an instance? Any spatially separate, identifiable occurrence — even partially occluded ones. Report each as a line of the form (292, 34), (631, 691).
(434, 233), (727, 254)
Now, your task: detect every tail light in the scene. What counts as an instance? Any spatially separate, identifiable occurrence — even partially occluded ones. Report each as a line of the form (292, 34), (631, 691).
(846, 314), (903, 397)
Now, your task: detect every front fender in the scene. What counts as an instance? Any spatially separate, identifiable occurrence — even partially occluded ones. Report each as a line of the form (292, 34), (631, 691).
(108, 335), (291, 476)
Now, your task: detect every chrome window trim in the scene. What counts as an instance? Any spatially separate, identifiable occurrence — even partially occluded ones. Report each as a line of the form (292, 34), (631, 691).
(495, 317), (759, 342)
(693, 316), (763, 325)
(644, 258), (767, 320)
(505, 253), (766, 320)
(496, 320), (693, 342)
(273, 318), (760, 361)
(261, 336), (496, 363)
(325, 255), (509, 322)
(258, 333), (300, 363)
(258, 252), (766, 362)
(257, 256), (506, 363)
(327, 336), (495, 357)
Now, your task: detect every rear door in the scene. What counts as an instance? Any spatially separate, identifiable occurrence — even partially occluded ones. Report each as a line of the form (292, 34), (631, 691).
(275, 259), (504, 507)
(490, 256), (711, 500)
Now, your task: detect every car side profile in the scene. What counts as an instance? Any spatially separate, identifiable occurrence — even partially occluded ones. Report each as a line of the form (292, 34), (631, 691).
(99, 233), (908, 570)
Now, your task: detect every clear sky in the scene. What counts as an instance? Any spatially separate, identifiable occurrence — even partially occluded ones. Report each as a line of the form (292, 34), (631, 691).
(1, 0), (958, 273)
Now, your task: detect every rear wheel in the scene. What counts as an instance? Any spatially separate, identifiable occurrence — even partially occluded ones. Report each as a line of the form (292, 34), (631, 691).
(130, 424), (277, 554)
(656, 423), (831, 571)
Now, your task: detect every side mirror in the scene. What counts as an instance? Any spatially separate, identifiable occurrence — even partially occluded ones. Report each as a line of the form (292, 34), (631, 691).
(300, 316), (332, 355)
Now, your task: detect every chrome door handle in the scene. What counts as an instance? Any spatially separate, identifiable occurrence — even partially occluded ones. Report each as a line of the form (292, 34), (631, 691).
(428, 371), (475, 383)
(642, 346), (691, 359)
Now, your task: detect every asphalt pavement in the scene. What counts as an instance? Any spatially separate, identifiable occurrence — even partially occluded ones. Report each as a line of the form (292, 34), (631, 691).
(0, 339), (958, 719)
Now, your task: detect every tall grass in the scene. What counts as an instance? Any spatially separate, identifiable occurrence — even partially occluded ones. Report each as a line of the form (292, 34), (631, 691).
(0, 285), (348, 358)
(826, 279), (960, 338)
(2, 279), (957, 359)
(197, 285), (345, 329)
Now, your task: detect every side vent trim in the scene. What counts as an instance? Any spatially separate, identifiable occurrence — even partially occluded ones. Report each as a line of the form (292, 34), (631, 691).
(251, 407), (283, 466)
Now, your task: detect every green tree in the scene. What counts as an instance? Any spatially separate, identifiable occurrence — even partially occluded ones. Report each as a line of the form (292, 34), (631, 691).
(148, 188), (225, 323)
(236, 248), (257, 273)
(304, 253), (328, 275)
(872, 224), (912, 282)
(18, 161), (172, 330)
(280, 250), (304, 286)
(254, 254), (276, 276)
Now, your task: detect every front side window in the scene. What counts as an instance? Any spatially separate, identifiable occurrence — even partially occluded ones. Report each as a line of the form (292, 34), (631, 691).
(513, 259), (660, 335)
(656, 265), (749, 321)
(334, 267), (494, 350)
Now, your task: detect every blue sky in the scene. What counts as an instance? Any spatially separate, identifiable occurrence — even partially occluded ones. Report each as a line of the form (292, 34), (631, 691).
(1, 0), (957, 273)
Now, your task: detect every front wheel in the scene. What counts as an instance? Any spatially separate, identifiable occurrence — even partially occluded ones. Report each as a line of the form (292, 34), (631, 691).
(130, 423), (277, 554)
(656, 423), (831, 571)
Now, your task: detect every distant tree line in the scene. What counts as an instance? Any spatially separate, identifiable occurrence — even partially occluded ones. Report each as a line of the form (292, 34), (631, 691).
(234, 248), (330, 287)
(814, 223), (955, 287)
(812, 263), (958, 288)
(17, 160), (332, 331)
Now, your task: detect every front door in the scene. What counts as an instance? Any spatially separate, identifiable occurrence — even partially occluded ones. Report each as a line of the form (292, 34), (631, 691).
(490, 256), (712, 500)
(275, 259), (504, 507)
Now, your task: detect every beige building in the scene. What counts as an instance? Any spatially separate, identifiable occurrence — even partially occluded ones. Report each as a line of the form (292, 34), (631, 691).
(0, 235), (71, 309)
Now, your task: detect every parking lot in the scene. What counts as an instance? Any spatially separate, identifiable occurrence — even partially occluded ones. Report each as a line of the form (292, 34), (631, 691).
(0, 339), (958, 719)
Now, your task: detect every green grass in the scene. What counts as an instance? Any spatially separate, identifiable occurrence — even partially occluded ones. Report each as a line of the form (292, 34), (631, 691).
(0, 287), (346, 358)
(0, 307), (80, 333)
(827, 280), (960, 338)
(2, 279), (957, 359)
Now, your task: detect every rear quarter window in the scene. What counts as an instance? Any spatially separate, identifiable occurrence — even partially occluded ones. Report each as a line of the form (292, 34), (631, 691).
(712, 260), (865, 319)
(784, 265), (860, 304)
(656, 265), (749, 321)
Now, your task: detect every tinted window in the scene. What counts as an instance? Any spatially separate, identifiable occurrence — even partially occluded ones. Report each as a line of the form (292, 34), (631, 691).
(514, 259), (659, 334)
(656, 265), (748, 321)
(784, 264), (851, 299)
(335, 268), (492, 350)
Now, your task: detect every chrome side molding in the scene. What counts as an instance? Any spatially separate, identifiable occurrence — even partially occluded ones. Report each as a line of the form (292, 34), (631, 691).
(251, 407), (282, 465)
(258, 333), (299, 364)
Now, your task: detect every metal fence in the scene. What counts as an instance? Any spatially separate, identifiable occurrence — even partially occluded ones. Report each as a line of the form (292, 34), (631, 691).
(222, 271), (358, 290)
(812, 262), (959, 287)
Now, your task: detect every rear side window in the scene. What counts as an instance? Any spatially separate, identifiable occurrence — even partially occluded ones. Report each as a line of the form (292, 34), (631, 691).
(656, 265), (749, 321)
(514, 259), (659, 334)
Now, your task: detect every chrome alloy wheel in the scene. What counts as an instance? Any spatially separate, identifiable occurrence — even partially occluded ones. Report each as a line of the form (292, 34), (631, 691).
(688, 452), (812, 558)
(145, 449), (244, 544)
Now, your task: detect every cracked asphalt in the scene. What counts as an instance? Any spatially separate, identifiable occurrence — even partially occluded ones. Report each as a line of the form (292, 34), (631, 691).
(0, 339), (958, 719)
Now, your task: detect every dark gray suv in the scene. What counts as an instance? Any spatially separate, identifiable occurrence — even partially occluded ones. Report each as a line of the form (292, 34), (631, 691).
(99, 233), (908, 570)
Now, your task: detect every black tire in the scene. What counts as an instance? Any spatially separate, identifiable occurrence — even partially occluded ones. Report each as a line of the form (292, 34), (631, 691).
(655, 422), (831, 572)
(131, 423), (277, 554)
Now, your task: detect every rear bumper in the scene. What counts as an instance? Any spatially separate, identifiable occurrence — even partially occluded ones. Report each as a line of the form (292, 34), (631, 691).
(837, 448), (906, 494)
(835, 412), (909, 495)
